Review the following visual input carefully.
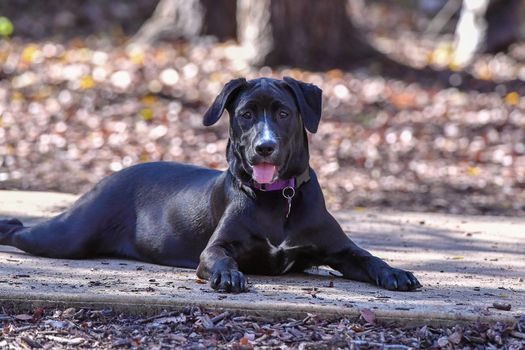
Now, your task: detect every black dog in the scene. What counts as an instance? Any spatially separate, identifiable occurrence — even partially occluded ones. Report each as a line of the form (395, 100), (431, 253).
(0, 77), (421, 293)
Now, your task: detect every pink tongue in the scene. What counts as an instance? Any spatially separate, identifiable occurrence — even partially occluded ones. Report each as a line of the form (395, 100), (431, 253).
(252, 164), (276, 184)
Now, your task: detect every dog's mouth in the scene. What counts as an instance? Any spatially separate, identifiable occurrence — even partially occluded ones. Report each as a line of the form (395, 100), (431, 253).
(251, 163), (277, 184)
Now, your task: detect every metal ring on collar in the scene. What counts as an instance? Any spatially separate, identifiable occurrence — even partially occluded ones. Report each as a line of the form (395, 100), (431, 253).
(282, 186), (295, 199)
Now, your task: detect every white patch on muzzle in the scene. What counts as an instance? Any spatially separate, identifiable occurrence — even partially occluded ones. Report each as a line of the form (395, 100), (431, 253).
(261, 109), (277, 144)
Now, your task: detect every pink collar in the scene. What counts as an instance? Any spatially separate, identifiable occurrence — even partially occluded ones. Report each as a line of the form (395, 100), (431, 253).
(249, 168), (310, 192)
(251, 178), (295, 191)
(248, 169), (310, 218)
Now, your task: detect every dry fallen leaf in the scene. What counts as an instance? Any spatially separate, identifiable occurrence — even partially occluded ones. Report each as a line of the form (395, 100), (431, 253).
(14, 314), (34, 321)
(492, 302), (511, 311)
(448, 331), (463, 344)
(504, 92), (520, 106)
(239, 336), (253, 348)
(359, 308), (377, 325)
(32, 307), (45, 322)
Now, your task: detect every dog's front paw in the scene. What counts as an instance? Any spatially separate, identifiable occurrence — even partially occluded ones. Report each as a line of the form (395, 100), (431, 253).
(374, 267), (422, 291)
(210, 269), (247, 293)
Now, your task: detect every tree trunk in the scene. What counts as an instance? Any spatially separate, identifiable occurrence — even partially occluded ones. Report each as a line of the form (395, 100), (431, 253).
(453, 0), (524, 67)
(237, 0), (378, 69)
(201, 0), (237, 41)
(452, 0), (490, 67)
(484, 0), (523, 53)
(132, 0), (236, 45)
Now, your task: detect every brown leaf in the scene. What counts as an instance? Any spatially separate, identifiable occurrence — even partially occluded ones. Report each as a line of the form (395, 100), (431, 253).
(448, 331), (463, 344)
(350, 323), (365, 332)
(154, 315), (186, 325)
(239, 336), (253, 348)
(492, 302), (511, 311)
(21, 336), (43, 349)
(389, 92), (418, 109)
(359, 308), (377, 325)
(61, 307), (76, 319)
(32, 307), (45, 322)
(511, 331), (525, 339)
(199, 314), (214, 329)
(14, 314), (33, 321)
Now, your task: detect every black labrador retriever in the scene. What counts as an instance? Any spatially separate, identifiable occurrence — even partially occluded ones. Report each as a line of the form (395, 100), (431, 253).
(0, 77), (421, 293)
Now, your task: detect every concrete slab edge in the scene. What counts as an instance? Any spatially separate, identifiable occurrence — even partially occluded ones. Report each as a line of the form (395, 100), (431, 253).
(0, 292), (521, 327)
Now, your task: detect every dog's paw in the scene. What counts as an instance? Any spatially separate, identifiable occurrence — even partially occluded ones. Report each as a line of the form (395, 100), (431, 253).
(374, 267), (422, 291)
(210, 269), (247, 293)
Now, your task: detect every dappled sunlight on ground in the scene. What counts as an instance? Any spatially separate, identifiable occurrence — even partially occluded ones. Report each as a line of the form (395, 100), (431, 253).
(1, 207), (523, 323)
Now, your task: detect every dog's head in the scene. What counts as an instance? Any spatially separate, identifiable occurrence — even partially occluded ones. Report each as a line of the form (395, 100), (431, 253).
(203, 77), (322, 184)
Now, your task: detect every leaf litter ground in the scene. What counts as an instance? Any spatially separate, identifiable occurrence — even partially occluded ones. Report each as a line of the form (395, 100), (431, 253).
(1, 307), (524, 349)
(1, 36), (524, 216)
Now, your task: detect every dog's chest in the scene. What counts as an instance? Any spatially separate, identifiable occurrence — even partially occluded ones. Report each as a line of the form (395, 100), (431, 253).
(235, 236), (299, 275)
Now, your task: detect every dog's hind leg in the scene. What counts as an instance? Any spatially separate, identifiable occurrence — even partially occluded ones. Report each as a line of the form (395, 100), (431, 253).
(0, 218), (24, 240)
(0, 215), (96, 258)
(0, 218), (24, 232)
(0, 188), (132, 259)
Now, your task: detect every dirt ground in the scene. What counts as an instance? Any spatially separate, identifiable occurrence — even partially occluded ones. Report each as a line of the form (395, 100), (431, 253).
(0, 191), (525, 336)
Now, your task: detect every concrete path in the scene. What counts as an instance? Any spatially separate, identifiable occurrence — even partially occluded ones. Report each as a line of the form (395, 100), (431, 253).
(0, 190), (523, 325)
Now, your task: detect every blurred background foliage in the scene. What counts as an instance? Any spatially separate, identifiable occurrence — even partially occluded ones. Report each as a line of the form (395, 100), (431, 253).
(0, 0), (524, 216)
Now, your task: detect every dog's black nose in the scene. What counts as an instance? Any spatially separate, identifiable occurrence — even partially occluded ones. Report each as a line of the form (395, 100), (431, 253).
(255, 141), (276, 157)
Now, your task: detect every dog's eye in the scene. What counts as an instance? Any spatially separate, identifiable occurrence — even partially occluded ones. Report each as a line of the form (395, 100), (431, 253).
(240, 111), (253, 120)
(279, 110), (289, 118)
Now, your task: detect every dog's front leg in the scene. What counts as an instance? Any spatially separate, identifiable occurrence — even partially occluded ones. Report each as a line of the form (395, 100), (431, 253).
(197, 242), (247, 293)
(196, 209), (249, 293)
(315, 214), (422, 291)
(330, 241), (421, 291)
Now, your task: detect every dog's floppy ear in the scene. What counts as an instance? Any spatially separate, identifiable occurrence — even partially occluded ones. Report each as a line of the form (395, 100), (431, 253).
(283, 76), (322, 133)
(203, 78), (247, 126)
